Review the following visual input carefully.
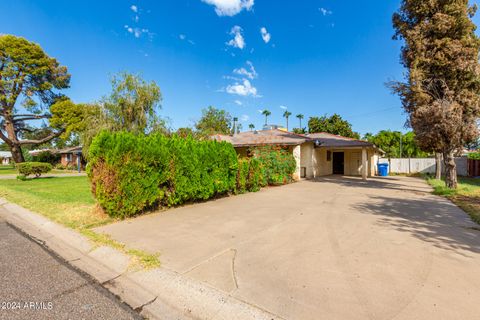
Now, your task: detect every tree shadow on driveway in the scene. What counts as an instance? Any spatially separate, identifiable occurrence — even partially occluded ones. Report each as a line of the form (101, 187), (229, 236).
(312, 176), (480, 256)
(357, 195), (480, 256)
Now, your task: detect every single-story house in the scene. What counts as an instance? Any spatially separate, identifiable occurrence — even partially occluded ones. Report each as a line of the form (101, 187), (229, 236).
(59, 146), (84, 168)
(212, 130), (383, 180)
(0, 151), (12, 165)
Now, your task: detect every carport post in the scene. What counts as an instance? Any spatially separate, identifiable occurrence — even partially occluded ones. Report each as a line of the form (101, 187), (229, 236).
(362, 147), (367, 180)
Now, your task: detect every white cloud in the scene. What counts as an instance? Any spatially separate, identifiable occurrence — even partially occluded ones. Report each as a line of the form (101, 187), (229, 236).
(125, 25), (149, 38)
(130, 4), (138, 12)
(241, 114), (249, 122)
(233, 61), (257, 79)
(319, 7), (332, 16)
(260, 27), (271, 43)
(179, 34), (186, 40)
(226, 79), (258, 97)
(201, 0), (254, 17)
(234, 100), (243, 106)
(280, 105), (287, 110)
(226, 25), (245, 49)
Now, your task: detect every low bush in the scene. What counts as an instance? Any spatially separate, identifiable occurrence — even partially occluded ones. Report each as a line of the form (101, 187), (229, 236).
(17, 162), (53, 178)
(32, 151), (61, 165)
(88, 132), (238, 218)
(468, 152), (480, 160)
(253, 146), (296, 185)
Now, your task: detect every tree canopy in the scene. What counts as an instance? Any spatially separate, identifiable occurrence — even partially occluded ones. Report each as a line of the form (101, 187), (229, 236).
(308, 114), (360, 139)
(195, 106), (232, 136)
(391, 0), (480, 188)
(0, 34), (72, 162)
(363, 130), (429, 158)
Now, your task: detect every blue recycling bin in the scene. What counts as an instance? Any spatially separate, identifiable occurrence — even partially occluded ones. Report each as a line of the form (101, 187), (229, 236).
(377, 163), (389, 177)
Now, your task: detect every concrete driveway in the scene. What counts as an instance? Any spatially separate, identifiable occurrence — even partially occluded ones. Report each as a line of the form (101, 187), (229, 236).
(96, 176), (480, 320)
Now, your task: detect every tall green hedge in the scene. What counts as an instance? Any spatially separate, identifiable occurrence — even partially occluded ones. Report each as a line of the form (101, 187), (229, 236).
(88, 131), (237, 217)
(88, 132), (297, 218)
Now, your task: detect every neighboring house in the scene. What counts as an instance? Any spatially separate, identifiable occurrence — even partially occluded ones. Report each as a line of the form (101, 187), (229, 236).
(212, 129), (383, 180)
(0, 151), (12, 165)
(59, 146), (83, 168)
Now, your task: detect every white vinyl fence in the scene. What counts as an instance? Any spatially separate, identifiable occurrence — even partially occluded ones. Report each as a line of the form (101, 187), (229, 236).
(378, 157), (468, 176)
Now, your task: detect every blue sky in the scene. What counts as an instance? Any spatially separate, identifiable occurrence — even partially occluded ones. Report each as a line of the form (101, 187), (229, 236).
(2, 0), (479, 135)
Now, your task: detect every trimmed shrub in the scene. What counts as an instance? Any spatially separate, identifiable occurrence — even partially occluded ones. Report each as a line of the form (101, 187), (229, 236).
(32, 151), (61, 165)
(246, 157), (265, 191)
(236, 158), (249, 194)
(17, 162), (52, 178)
(88, 131), (238, 218)
(253, 146), (296, 185)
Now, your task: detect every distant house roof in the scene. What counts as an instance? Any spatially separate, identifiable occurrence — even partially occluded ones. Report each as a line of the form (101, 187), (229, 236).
(212, 130), (309, 147)
(59, 146), (82, 154)
(0, 151), (12, 158)
(307, 132), (375, 148)
(212, 130), (380, 151)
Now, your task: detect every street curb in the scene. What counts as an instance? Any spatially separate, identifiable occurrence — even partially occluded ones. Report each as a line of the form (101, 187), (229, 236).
(0, 198), (283, 320)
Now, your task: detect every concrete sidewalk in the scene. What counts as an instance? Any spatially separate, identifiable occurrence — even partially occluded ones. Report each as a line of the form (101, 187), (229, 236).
(96, 176), (480, 320)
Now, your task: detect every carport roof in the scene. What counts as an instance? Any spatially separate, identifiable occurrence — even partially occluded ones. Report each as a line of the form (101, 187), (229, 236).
(307, 132), (375, 148)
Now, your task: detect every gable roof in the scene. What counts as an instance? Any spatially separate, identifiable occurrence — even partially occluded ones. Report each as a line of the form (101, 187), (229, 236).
(212, 130), (381, 151)
(307, 132), (374, 148)
(59, 146), (82, 154)
(213, 129), (309, 147)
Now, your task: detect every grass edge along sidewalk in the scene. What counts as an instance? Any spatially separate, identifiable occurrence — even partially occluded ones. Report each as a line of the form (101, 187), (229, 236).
(427, 176), (480, 226)
(0, 176), (160, 269)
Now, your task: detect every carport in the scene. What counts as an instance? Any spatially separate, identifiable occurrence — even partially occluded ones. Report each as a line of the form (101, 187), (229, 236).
(307, 132), (383, 180)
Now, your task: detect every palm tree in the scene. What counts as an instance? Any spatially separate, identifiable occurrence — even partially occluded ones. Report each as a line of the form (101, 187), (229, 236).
(236, 123), (243, 134)
(283, 111), (292, 131)
(249, 123), (255, 131)
(262, 109), (271, 126)
(296, 114), (304, 130)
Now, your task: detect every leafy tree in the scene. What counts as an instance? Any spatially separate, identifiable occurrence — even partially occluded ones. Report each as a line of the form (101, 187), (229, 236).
(103, 72), (163, 133)
(176, 127), (195, 138)
(296, 114), (304, 130)
(308, 113), (360, 139)
(391, 0), (480, 188)
(292, 128), (307, 134)
(262, 109), (271, 126)
(0, 35), (71, 162)
(195, 106), (232, 136)
(283, 111), (292, 131)
(363, 130), (429, 158)
(248, 123), (255, 131)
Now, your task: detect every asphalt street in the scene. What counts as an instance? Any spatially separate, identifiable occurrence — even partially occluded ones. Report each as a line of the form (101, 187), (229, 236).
(0, 219), (142, 320)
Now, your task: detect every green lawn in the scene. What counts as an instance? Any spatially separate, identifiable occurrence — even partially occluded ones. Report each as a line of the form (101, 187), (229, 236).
(0, 176), (160, 268)
(0, 165), (82, 175)
(427, 177), (480, 225)
(0, 165), (17, 175)
(0, 176), (111, 229)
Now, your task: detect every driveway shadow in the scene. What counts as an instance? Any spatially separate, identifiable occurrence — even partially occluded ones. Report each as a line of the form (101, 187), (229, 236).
(356, 195), (480, 255)
(310, 175), (432, 195)
(311, 176), (480, 256)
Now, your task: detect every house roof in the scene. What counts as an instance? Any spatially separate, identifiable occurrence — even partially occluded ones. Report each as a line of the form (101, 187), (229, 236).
(59, 146), (82, 154)
(307, 132), (375, 148)
(0, 151), (12, 158)
(212, 130), (309, 147)
(212, 130), (380, 151)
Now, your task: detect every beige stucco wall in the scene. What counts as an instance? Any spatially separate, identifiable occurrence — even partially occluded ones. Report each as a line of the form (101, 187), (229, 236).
(234, 144), (379, 180)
